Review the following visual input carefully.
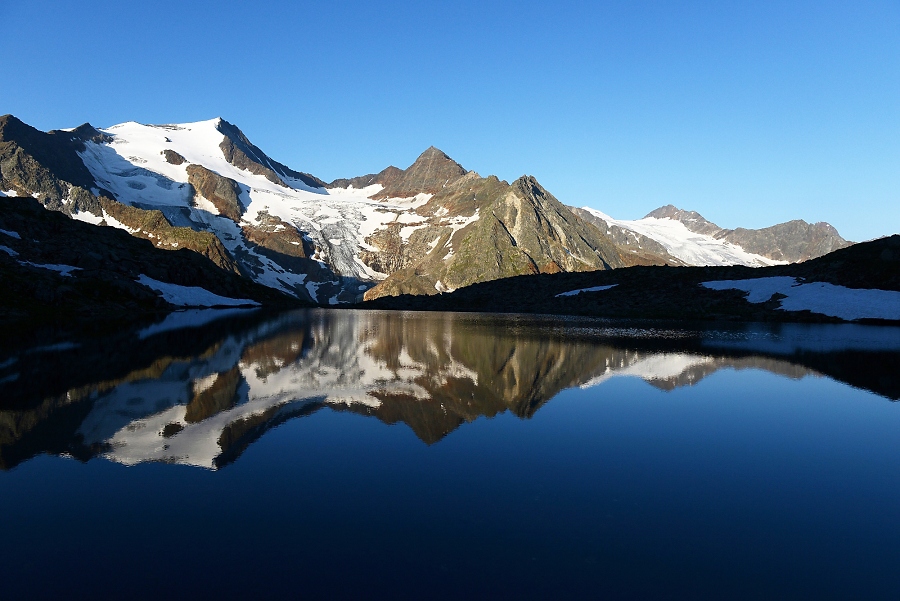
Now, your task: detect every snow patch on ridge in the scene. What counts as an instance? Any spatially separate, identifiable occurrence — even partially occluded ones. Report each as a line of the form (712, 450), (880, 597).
(556, 284), (618, 297)
(702, 277), (900, 321)
(136, 274), (260, 307)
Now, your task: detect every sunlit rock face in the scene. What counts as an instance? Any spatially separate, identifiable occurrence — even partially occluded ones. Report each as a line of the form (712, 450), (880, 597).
(3, 310), (898, 471)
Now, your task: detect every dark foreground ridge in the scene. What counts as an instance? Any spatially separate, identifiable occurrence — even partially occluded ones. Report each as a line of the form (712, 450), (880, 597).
(0, 197), (307, 337)
(359, 235), (900, 324)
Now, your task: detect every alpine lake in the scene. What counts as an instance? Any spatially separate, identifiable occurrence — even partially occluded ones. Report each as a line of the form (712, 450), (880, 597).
(2, 308), (900, 599)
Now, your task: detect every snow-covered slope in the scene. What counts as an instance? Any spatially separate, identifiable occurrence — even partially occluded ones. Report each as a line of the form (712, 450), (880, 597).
(579, 207), (786, 267)
(74, 118), (433, 303)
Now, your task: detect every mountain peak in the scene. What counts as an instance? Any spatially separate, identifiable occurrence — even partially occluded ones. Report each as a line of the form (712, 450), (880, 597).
(370, 146), (467, 199)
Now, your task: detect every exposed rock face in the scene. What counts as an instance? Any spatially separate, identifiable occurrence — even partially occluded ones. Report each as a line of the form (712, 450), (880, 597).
(162, 149), (186, 165)
(216, 118), (325, 189)
(646, 205), (723, 236)
(0, 115), (106, 215)
(569, 206), (683, 266)
(370, 146), (468, 199)
(186, 164), (245, 222)
(241, 210), (310, 260)
(723, 221), (850, 263)
(646, 204), (851, 262)
(99, 198), (241, 274)
(363, 172), (625, 300)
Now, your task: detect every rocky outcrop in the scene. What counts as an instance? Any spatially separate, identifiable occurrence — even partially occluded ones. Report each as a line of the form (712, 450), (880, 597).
(0, 115), (107, 215)
(646, 204), (851, 262)
(99, 198), (241, 273)
(369, 146), (468, 199)
(186, 164), (245, 222)
(217, 118), (325, 189)
(162, 149), (186, 165)
(723, 221), (850, 263)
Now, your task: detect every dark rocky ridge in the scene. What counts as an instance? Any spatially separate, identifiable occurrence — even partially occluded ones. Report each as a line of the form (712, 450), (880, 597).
(0, 115), (107, 215)
(216, 118), (325, 189)
(0, 196), (302, 326)
(646, 204), (851, 262)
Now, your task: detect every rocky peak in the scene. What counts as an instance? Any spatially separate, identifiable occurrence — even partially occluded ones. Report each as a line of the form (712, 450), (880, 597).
(370, 146), (468, 200)
(645, 204), (722, 236)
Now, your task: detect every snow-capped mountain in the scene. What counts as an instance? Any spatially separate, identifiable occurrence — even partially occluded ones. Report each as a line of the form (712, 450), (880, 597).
(0, 113), (852, 307)
(573, 204), (850, 267)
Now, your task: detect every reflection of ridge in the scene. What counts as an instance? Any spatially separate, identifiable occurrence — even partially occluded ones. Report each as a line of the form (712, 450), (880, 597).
(1, 310), (897, 470)
(580, 352), (819, 392)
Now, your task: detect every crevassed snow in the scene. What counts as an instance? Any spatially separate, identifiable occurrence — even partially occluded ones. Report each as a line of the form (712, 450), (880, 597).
(556, 284), (618, 297)
(702, 277), (900, 321)
(19, 261), (81, 276)
(0, 228), (21, 239)
(136, 274), (260, 307)
(579, 207), (784, 267)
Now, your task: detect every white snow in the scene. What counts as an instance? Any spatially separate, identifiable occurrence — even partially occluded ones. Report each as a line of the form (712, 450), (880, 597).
(579, 206), (784, 267)
(556, 284), (618, 297)
(580, 352), (714, 388)
(0, 245), (18, 256)
(0, 228), (21, 239)
(18, 261), (81, 277)
(136, 274), (260, 307)
(702, 277), (900, 321)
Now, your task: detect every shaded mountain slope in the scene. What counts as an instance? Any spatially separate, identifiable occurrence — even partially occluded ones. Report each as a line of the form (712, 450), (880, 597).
(0, 196), (301, 326)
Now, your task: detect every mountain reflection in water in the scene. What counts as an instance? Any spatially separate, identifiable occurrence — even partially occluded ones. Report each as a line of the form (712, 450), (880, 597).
(1, 310), (899, 470)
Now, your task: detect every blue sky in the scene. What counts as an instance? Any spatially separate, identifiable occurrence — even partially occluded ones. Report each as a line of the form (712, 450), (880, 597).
(2, 0), (897, 241)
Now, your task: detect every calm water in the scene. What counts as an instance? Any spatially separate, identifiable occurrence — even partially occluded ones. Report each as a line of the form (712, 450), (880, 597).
(2, 310), (900, 599)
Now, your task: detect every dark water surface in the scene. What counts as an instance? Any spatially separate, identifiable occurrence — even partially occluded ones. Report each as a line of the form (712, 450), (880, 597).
(2, 310), (900, 599)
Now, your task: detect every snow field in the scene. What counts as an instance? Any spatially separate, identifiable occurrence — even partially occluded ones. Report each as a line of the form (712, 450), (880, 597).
(702, 277), (900, 321)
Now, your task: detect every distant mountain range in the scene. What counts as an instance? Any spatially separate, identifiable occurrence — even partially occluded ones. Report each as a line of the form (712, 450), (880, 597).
(0, 114), (856, 317)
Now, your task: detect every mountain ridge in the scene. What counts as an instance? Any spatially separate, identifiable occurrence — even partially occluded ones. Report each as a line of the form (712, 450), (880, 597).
(0, 113), (860, 312)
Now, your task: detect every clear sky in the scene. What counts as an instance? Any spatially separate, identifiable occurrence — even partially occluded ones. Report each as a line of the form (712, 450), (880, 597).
(2, 0), (897, 241)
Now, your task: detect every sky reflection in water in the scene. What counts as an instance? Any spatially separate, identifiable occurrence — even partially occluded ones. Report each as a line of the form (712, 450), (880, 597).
(1, 310), (899, 599)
